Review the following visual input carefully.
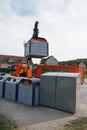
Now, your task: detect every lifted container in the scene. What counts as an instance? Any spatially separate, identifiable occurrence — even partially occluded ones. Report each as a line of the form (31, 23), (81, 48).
(24, 37), (49, 58)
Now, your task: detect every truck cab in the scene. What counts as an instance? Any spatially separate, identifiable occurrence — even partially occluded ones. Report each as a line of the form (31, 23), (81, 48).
(10, 63), (32, 78)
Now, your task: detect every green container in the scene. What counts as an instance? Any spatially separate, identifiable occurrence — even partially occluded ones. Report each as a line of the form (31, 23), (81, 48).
(43, 69), (69, 74)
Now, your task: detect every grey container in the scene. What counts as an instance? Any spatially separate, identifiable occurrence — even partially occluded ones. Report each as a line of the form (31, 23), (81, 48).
(0, 76), (8, 97)
(40, 72), (80, 113)
(4, 77), (18, 101)
(24, 40), (49, 58)
(56, 73), (80, 113)
(40, 74), (56, 107)
(18, 78), (40, 106)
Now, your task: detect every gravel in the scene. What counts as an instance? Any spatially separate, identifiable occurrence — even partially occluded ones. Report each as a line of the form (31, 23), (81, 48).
(0, 79), (87, 130)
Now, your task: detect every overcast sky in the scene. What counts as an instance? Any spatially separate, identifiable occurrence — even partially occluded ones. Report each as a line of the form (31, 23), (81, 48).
(0, 0), (87, 61)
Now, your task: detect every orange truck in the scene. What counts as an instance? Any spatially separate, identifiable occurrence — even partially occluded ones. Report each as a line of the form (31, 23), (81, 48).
(11, 63), (32, 78)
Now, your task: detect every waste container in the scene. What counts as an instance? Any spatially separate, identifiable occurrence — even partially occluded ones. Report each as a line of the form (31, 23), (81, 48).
(4, 76), (18, 101)
(40, 72), (80, 113)
(0, 76), (8, 97)
(56, 73), (80, 113)
(24, 39), (49, 58)
(18, 78), (40, 106)
(40, 73), (57, 108)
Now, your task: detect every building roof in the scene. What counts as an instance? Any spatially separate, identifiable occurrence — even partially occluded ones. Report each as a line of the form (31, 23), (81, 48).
(0, 54), (27, 64)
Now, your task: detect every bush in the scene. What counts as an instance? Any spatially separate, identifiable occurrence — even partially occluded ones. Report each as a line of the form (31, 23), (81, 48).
(0, 68), (10, 73)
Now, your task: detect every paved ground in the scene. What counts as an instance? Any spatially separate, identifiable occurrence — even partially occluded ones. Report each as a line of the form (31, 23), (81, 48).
(0, 80), (87, 130)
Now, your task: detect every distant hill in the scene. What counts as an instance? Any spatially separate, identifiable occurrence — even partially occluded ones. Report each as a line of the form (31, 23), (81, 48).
(58, 59), (87, 68)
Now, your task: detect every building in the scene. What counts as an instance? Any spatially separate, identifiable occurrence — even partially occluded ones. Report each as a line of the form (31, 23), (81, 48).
(40, 55), (58, 65)
(0, 54), (27, 71)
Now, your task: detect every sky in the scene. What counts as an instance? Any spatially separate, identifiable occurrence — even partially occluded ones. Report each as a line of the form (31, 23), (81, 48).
(0, 0), (87, 62)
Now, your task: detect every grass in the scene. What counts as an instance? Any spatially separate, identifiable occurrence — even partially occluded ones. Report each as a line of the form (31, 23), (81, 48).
(85, 74), (87, 79)
(0, 113), (16, 130)
(62, 117), (87, 130)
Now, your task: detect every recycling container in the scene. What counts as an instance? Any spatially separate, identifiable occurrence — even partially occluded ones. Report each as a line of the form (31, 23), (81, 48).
(0, 76), (8, 97)
(18, 78), (40, 106)
(4, 76), (18, 101)
(24, 38), (49, 58)
(40, 72), (80, 113)
(56, 73), (80, 113)
(40, 73), (57, 108)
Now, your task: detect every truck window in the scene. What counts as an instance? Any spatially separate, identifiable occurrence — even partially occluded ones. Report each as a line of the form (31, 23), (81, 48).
(11, 65), (16, 71)
(20, 66), (24, 70)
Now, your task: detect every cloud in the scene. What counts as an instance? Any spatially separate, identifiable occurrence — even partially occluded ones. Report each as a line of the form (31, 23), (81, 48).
(10, 0), (37, 16)
(10, 0), (71, 16)
(0, 0), (87, 61)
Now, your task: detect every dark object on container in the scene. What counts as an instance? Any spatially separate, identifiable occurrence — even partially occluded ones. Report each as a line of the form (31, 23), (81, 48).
(33, 21), (39, 38)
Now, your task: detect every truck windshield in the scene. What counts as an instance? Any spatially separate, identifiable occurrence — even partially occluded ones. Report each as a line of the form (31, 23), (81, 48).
(11, 65), (16, 71)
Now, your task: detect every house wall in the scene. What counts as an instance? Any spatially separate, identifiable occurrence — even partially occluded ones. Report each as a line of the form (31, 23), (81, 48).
(0, 63), (9, 68)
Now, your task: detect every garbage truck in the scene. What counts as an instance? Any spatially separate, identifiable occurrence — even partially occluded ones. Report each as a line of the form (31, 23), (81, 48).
(11, 21), (49, 78)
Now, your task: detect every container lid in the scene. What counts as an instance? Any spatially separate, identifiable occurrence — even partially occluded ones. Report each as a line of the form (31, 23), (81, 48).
(41, 72), (80, 78)
(31, 37), (47, 42)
